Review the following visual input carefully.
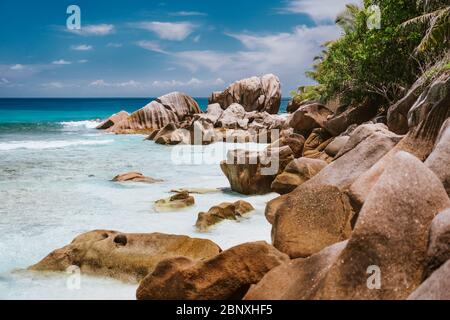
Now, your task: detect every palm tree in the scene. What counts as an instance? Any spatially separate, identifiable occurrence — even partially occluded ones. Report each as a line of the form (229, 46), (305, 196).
(335, 4), (363, 34)
(401, 3), (449, 53)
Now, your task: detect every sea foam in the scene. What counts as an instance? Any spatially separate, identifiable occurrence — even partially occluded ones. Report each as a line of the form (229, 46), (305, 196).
(0, 139), (113, 151)
(60, 120), (102, 129)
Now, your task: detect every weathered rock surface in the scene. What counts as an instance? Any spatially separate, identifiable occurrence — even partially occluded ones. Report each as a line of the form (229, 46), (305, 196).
(268, 133), (305, 158)
(408, 260), (450, 300)
(425, 209), (450, 277)
(195, 200), (254, 231)
(112, 172), (162, 183)
(154, 191), (195, 212)
(244, 241), (348, 300)
(313, 152), (450, 300)
(425, 119), (450, 196)
(348, 90), (450, 208)
(302, 128), (333, 162)
(325, 100), (378, 136)
(217, 103), (247, 129)
(194, 103), (224, 126)
(29, 230), (221, 283)
(209, 74), (281, 114)
(271, 184), (354, 258)
(407, 70), (449, 129)
(108, 92), (201, 134)
(288, 103), (333, 136)
(136, 242), (289, 300)
(324, 135), (349, 157)
(96, 111), (129, 130)
(220, 146), (294, 195)
(271, 158), (327, 195)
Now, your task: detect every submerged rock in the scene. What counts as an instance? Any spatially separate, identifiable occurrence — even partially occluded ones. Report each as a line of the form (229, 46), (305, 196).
(195, 200), (254, 231)
(154, 191), (195, 212)
(136, 241), (289, 300)
(209, 74), (281, 114)
(112, 172), (162, 183)
(29, 230), (221, 283)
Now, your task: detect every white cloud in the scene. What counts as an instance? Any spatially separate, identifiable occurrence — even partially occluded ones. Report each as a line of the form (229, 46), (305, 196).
(169, 24), (342, 90)
(170, 11), (207, 17)
(52, 59), (72, 65)
(151, 77), (203, 88)
(280, 0), (362, 23)
(136, 40), (168, 54)
(41, 82), (78, 89)
(71, 44), (93, 51)
(70, 24), (115, 36)
(90, 79), (141, 88)
(10, 64), (25, 71)
(78, 59), (88, 64)
(193, 35), (201, 43)
(107, 43), (123, 48)
(133, 21), (196, 41)
(214, 78), (225, 85)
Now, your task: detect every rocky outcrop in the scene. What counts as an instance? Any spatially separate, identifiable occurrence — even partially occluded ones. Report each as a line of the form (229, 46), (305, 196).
(194, 103), (224, 126)
(425, 209), (450, 277)
(217, 103), (247, 129)
(407, 70), (449, 130)
(313, 152), (450, 300)
(220, 146), (294, 195)
(324, 135), (349, 157)
(268, 133), (305, 158)
(271, 158), (327, 195)
(302, 128), (334, 162)
(288, 103), (333, 136)
(425, 119), (450, 196)
(107, 92), (201, 134)
(209, 74), (281, 114)
(29, 230), (221, 283)
(112, 172), (162, 183)
(136, 242), (289, 300)
(96, 111), (129, 130)
(154, 191), (195, 212)
(195, 200), (254, 232)
(348, 84), (450, 208)
(266, 123), (402, 256)
(244, 241), (348, 300)
(408, 260), (450, 300)
(325, 100), (378, 136)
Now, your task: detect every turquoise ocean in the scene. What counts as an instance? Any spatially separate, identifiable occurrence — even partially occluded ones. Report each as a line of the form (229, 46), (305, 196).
(0, 98), (288, 299)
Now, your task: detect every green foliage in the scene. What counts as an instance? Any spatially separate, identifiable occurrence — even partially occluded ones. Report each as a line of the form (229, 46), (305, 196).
(304, 0), (448, 108)
(290, 85), (324, 104)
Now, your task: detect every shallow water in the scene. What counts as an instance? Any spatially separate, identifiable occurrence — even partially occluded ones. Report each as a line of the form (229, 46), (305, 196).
(0, 119), (278, 300)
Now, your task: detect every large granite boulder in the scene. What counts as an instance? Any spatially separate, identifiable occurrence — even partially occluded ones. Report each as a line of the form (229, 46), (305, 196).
(209, 74), (281, 114)
(136, 242), (289, 300)
(217, 103), (247, 129)
(268, 133), (305, 158)
(424, 209), (450, 277)
(313, 152), (450, 300)
(302, 128), (334, 162)
(194, 103), (224, 126)
(425, 119), (450, 196)
(29, 230), (221, 283)
(195, 200), (254, 232)
(244, 241), (348, 300)
(271, 183), (354, 258)
(107, 92), (201, 134)
(271, 158), (327, 195)
(266, 124), (402, 256)
(220, 146), (294, 195)
(96, 111), (129, 130)
(408, 260), (450, 300)
(288, 103), (333, 136)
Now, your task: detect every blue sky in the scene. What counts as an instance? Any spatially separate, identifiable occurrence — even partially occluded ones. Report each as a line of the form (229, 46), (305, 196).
(0, 0), (355, 97)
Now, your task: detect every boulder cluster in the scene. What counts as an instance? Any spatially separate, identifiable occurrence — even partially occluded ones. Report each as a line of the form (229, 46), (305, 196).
(32, 71), (450, 300)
